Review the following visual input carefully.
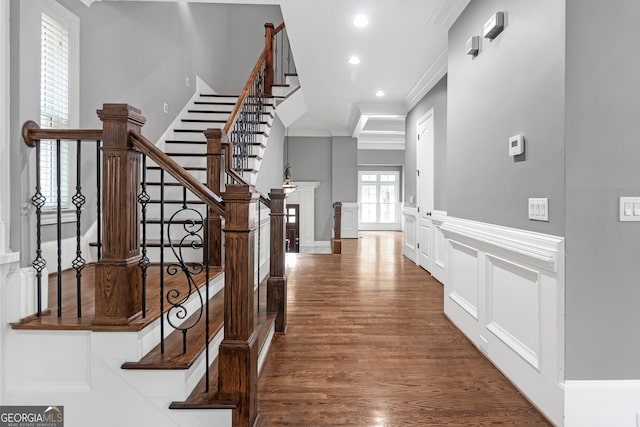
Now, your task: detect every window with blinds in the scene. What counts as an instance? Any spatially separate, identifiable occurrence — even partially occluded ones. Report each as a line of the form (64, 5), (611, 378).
(40, 11), (71, 208)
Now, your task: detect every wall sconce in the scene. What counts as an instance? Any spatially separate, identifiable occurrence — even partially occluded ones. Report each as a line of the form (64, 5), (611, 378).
(483, 12), (504, 40)
(466, 36), (480, 57)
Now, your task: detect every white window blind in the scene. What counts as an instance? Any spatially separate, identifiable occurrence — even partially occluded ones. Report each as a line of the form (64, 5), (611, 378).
(40, 11), (70, 208)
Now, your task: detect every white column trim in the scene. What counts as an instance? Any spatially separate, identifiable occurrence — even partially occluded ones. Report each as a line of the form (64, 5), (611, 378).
(286, 181), (320, 250)
(0, 0), (10, 254)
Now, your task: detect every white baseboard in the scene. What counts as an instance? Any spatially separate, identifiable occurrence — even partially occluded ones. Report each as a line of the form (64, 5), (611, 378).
(564, 380), (640, 427)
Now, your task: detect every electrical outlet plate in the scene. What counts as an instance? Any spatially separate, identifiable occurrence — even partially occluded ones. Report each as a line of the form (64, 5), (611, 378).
(528, 198), (549, 222)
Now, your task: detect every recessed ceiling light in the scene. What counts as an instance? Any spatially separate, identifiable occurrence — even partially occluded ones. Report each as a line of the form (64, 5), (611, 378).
(353, 14), (368, 28)
(348, 56), (361, 65)
(376, 90), (385, 97)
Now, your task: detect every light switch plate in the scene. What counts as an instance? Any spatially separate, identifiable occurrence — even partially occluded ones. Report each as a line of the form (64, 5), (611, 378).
(528, 198), (548, 222)
(619, 197), (640, 222)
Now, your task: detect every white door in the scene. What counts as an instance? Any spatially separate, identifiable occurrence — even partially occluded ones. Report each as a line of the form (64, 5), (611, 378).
(416, 110), (434, 272)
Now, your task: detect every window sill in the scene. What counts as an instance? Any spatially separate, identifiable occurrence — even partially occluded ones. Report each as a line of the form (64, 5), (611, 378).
(41, 208), (78, 225)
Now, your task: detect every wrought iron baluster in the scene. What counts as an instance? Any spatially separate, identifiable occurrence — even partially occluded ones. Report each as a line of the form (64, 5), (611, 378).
(204, 209), (211, 393)
(32, 140), (46, 317)
(72, 140), (87, 317)
(165, 193), (205, 355)
(56, 139), (62, 317)
(96, 140), (102, 260)
(160, 169), (165, 354)
(137, 154), (150, 318)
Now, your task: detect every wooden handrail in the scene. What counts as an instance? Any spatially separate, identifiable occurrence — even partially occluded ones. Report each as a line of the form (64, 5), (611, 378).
(273, 22), (285, 35)
(129, 130), (225, 216)
(22, 120), (102, 147)
(223, 48), (267, 135)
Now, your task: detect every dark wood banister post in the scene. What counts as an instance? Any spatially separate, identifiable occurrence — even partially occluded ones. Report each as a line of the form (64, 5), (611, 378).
(204, 128), (223, 268)
(267, 188), (287, 333)
(265, 22), (275, 96)
(218, 184), (259, 427)
(332, 201), (342, 254)
(94, 104), (146, 325)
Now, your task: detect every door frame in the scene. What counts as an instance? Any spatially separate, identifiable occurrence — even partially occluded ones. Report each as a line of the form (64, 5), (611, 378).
(416, 109), (435, 272)
(285, 204), (300, 253)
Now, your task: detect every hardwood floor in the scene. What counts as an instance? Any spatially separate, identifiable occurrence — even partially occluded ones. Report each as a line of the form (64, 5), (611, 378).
(258, 231), (551, 426)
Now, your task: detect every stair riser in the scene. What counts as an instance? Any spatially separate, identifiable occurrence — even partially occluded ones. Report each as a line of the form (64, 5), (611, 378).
(191, 103), (275, 115)
(197, 95), (238, 103)
(175, 122), (270, 133)
(285, 75), (299, 87)
(185, 111), (274, 124)
(164, 131), (269, 145)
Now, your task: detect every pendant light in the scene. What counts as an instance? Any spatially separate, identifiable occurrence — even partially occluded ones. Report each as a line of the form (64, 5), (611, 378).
(282, 127), (297, 193)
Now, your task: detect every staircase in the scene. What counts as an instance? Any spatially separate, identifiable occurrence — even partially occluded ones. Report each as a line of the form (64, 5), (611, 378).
(8, 21), (297, 427)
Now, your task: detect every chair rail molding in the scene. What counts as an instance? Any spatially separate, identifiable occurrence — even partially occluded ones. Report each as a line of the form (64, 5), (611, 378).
(440, 216), (565, 426)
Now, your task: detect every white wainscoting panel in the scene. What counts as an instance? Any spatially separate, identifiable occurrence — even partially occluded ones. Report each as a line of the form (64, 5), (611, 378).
(565, 380), (640, 427)
(402, 207), (417, 262)
(440, 216), (565, 426)
(447, 240), (479, 320)
(341, 203), (359, 238)
(431, 210), (447, 283)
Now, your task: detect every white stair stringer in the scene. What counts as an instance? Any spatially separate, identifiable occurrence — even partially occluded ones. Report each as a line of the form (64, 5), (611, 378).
(5, 268), (277, 427)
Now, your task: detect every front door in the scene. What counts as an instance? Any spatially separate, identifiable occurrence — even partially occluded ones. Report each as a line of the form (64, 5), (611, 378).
(286, 204), (300, 253)
(416, 110), (434, 272)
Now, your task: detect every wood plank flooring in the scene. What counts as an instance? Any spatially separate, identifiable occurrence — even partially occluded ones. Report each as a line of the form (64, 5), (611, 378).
(257, 231), (551, 426)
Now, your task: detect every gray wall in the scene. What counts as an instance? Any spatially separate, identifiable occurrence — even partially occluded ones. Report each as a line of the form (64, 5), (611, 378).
(10, 0), (281, 255)
(331, 136), (357, 203)
(287, 136), (332, 241)
(226, 5), (283, 93)
(405, 75), (447, 210)
(447, 0), (565, 236)
(255, 115), (284, 196)
(358, 149), (405, 203)
(358, 149), (404, 166)
(564, 0), (640, 380)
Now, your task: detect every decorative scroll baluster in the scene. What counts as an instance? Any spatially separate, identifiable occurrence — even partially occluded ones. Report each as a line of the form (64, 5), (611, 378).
(31, 140), (46, 317)
(166, 187), (205, 355)
(137, 154), (150, 318)
(72, 140), (87, 317)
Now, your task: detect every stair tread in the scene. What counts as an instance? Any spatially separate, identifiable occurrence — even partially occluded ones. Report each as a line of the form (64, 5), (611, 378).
(162, 152), (207, 157)
(122, 285), (225, 370)
(147, 166), (206, 171)
(169, 290), (276, 409)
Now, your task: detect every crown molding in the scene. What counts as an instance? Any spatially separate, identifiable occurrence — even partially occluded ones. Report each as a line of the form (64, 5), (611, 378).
(405, 49), (448, 111)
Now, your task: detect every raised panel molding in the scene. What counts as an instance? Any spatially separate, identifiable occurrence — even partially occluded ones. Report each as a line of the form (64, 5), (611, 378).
(441, 216), (565, 426)
(340, 203), (358, 239)
(431, 210), (448, 283)
(402, 207), (418, 262)
(486, 254), (541, 371)
(448, 239), (479, 319)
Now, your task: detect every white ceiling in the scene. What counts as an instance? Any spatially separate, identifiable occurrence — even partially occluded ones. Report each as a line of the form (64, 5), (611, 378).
(102, 0), (470, 144)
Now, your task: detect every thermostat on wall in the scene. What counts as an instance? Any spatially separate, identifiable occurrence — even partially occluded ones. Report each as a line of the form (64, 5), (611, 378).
(508, 134), (524, 156)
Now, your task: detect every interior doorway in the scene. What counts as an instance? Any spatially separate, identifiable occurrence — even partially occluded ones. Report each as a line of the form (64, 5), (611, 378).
(416, 109), (434, 272)
(286, 204), (300, 253)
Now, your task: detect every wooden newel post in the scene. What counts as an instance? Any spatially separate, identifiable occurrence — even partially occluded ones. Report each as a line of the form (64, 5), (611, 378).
(94, 104), (146, 325)
(218, 184), (259, 427)
(332, 201), (342, 254)
(267, 188), (287, 333)
(204, 128), (223, 268)
(265, 22), (275, 96)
